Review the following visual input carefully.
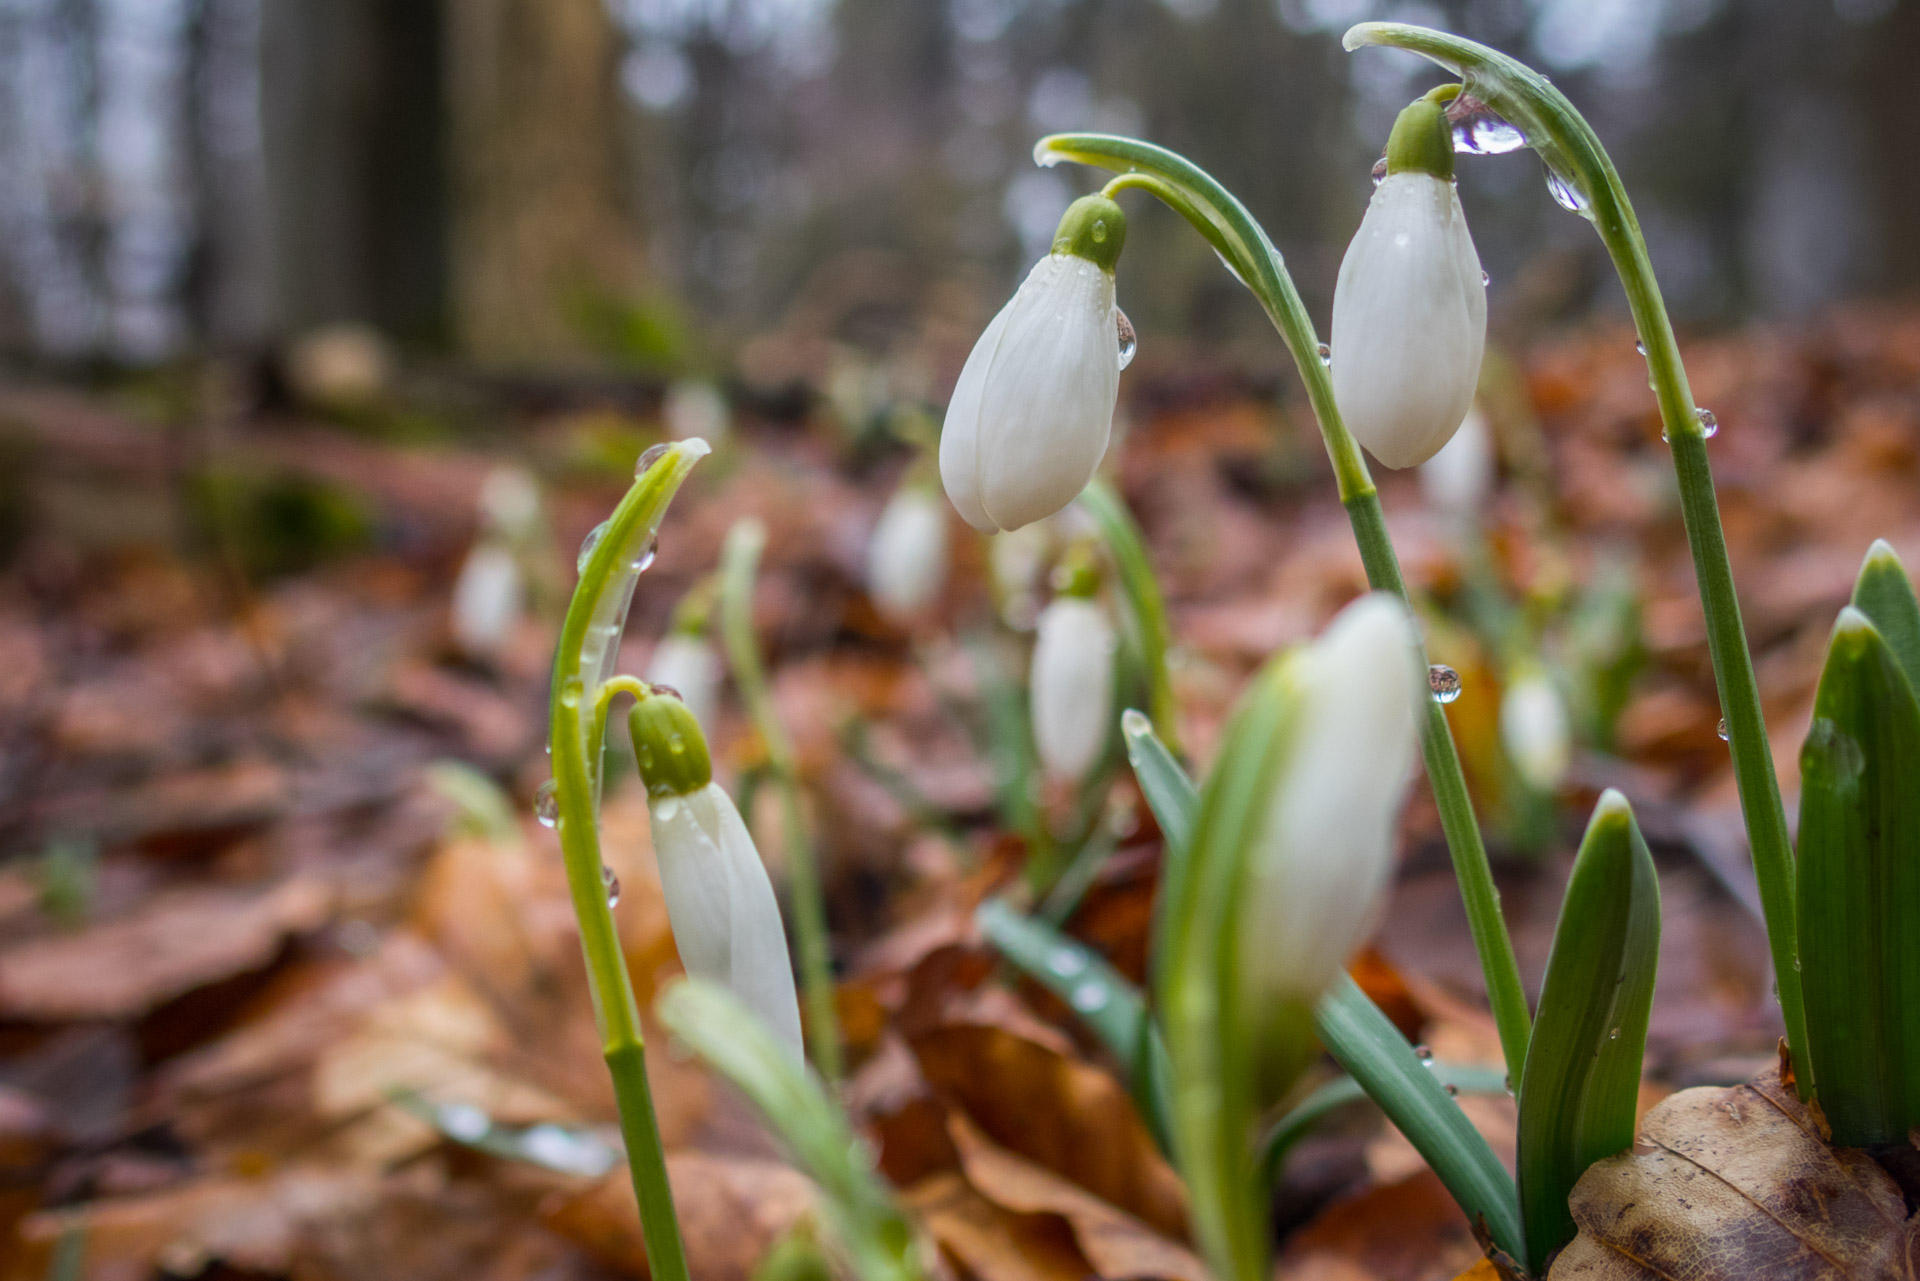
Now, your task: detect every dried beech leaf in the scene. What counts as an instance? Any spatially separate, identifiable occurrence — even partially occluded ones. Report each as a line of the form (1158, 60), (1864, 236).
(1276, 1170), (1489, 1281)
(902, 1171), (1092, 1281)
(1552, 1064), (1920, 1277)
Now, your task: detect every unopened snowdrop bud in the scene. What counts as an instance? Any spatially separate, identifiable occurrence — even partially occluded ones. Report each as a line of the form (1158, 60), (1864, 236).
(646, 632), (720, 729)
(1331, 88), (1487, 469)
(1419, 403), (1494, 522)
(940, 194), (1128, 533)
(866, 484), (949, 622)
(630, 691), (803, 1058)
(450, 541), (523, 657)
(1501, 667), (1571, 791)
(1240, 594), (1423, 1026)
(1029, 558), (1116, 781)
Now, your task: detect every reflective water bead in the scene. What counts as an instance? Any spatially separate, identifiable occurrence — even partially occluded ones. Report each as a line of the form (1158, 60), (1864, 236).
(1545, 167), (1589, 212)
(1115, 308), (1137, 371)
(631, 537), (658, 573)
(1070, 980), (1108, 1013)
(534, 780), (560, 827)
(1695, 407), (1718, 437)
(1607, 1027), (1621, 1041)
(1481, 270), (1490, 287)
(601, 863), (621, 907)
(1370, 156), (1388, 185)
(1450, 100), (1527, 155)
(1716, 717), (1729, 742)
(1413, 1042), (1434, 1062)
(1635, 340), (1647, 355)
(1316, 342), (1332, 366)
(1047, 947), (1087, 978)
(635, 443), (672, 477)
(577, 520), (610, 573)
(1120, 708), (1153, 739)
(1428, 665), (1463, 705)
(1444, 1083), (1460, 1096)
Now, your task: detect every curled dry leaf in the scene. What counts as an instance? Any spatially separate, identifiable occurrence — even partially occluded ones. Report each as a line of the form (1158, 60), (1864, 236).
(1551, 1062), (1920, 1278)
(903, 1171), (1093, 1281)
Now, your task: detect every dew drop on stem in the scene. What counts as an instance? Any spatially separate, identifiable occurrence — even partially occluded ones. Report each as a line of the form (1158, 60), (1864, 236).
(631, 537), (658, 573)
(1449, 98), (1527, 155)
(1413, 1043), (1434, 1062)
(1545, 167), (1589, 212)
(1695, 407), (1718, 437)
(534, 780), (559, 827)
(1115, 308), (1137, 371)
(601, 863), (621, 907)
(1316, 342), (1331, 366)
(635, 443), (671, 477)
(1444, 1083), (1460, 1096)
(1716, 717), (1729, 742)
(577, 520), (609, 573)
(1428, 665), (1463, 705)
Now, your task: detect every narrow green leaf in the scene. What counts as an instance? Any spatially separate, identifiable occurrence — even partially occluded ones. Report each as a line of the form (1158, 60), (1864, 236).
(1797, 608), (1920, 1145)
(1078, 482), (1181, 756)
(1314, 976), (1524, 1263)
(1121, 708), (1198, 862)
(657, 980), (924, 1281)
(1514, 789), (1660, 1273)
(1256, 1061), (1510, 1190)
(975, 899), (1174, 1155)
(1849, 539), (1920, 698)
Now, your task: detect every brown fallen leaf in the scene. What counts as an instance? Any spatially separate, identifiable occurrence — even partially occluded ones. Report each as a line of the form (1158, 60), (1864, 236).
(903, 1171), (1091, 1281)
(1276, 1170), (1489, 1281)
(1552, 1063), (1920, 1278)
(0, 877), (329, 1020)
(946, 1112), (1205, 1281)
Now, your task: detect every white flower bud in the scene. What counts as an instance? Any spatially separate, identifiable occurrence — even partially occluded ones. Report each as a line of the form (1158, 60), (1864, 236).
(1029, 596), (1116, 781)
(1330, 96), (1486, 470)
(450, 541), (522, 657)
(940, 195), (1127, 534)
(665, 380), (731, 444)
(1501, 669), (1571, 791)
(1240, 594), (1423, 1007)
(866, 486), (949, 622)
(648, 781), (804, 1060)
(1419, 403), (1494, 521)
(646, 633), (721, 729)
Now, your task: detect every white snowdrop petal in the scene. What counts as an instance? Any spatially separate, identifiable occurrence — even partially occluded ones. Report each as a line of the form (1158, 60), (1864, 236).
(451, 543), (522, 656)
(1502, 674), (1571, 791)
(1030, 597), (1116, 781)
(1419, 404), (1494, 520)
(1331, 173), (1487, 469)
(940, 297), (1018, 533)
(867, 488), (949, 621)
(646, 635), (720, 729)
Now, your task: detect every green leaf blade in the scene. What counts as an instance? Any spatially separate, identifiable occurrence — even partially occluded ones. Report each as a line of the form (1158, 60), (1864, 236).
(1797, 608), (1920, 1145)
(1514, 789), (1660, 1274)
(1848, 539), (1920, 698)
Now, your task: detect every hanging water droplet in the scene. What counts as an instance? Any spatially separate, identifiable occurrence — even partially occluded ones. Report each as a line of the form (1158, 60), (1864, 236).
(1047, 947), (1088, 979)
(1444, 1083), (1460, 1097)
(1480, 270), (1490, 287)
(1607, 1027), (1621, 1041)
(559, 677), (584, 709)
(1070, 980), (1109, 1013)
(601, 864), (621, 907)
(1449, 100), (1527, 155)
(577, 520), (610, 573)
(534, 780), (560, 827)
(1428, 665), (1463, 705)
(1716, 717), (1729, 742)
(1634, 340), (1647, 356)
(635, 443), (672, 477)
(1115, 308), (1137, 371)
(630, 537), (658, 573)
(1545, 167), (1589, 212)
(1317, 342), (1332, 366)
(1121, 709), (1152, 739)
(1413, 1043), (1434, 1062)
(1695, 407), (1718, 438)
(1370, 156), (1388, 186)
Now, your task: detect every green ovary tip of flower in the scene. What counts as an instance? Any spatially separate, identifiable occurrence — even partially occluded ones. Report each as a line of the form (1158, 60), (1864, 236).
(1385, 86), (1459, 181)
(1051, 194), (1127, 272)
(629, 691), (713, 798)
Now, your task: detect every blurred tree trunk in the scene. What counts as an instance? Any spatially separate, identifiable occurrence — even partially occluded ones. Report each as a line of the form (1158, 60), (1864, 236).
(443, 0), (640, 367)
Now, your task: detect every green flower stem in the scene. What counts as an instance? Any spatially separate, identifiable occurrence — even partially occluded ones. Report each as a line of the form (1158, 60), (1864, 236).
(1343, 19), (1810, 1096)
(1079, 479), (1182, 757)
(550, 445), (711, 1281)
(1057, 132), (1533, 1079)
(719, 519), (842, 1083)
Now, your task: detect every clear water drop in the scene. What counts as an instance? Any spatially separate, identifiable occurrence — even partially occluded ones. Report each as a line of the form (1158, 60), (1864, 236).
(1716, 717), (1729, 742)
(534, 780), (559, 827)
(577, 520), (610, 573)
(631, 537), (658, 573)
(1450, 101), (1527, 155)
(1414, 1043), (1434, 1062)
(1607, 1027), (1621, 1041)
(1370, 156), (1388, 186)
(1545, 167), (1589, 212)
(438, 1102), (490, 1142)
(1316, 342), (1331, 366)
(1695, 407), (1718, 437)
(635, 443), (671, 477)
(1115, 308), (1137, 371)
(1429, 665), (1464, 705)
(1047, 947), (1087, 979)
(602, 863), (621, 907)
(1121, 709), (1152, 739)
(1635, 340), (1647, 356)
(1480, 270), (1490, 287)
(1444, 1083), (1460, 1097)
(654, 795), (681, 822)
(1070, 980), (1108, 1013)
(1091, 218), (1109, 244)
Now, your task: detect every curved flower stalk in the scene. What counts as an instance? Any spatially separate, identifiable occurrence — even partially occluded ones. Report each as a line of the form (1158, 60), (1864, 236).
(547, 440), (713, 1281)
(1344, 19), (1810, 1092)
(1034, 130), (1534, 1078)
(1029, 555), (1117, 781)
(1330, 88), (1487, 469)
(940, 194), (1130, 533)
(1158, 594), (1425, 1281)
(630, 689), (803, 1057)
(866, 482), (949, 623)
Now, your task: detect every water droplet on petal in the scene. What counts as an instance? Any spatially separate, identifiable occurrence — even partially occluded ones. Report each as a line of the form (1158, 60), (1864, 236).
(1316, 342), (1331, 366)
(1716, 717), (1729, 742)
(654, 795), (682, 822)
(1429, 665), (1463, 705)
(1545, 167), (1589, 212)
(1695, 407), (1718, 437)
(1481, 270), (1490, 287)
(1070, 980), (1108, 1013)
(1607, 1027), (1621, 1041)
(1115, 308), (1137, 370)
(1414, 1043), (1434, 1062)
(635, 443), (672, 477)
(1370, 156), (1388, 186)
(1047, 947), (1087, 978)
(534, 780), (559, 827)
(602, 864), (621, 907)
(631, 537), (658, 573)
(577, 520), (610, 573)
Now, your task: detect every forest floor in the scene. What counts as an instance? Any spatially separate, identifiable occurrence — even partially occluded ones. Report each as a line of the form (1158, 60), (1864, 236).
(5, 304), (1920, 1281)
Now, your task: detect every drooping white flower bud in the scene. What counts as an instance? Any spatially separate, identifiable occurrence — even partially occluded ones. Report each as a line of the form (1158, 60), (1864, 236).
(866, 485), (949, 623)
(646, 632), (720, 729)
(664, 380), (731, 444)
(630, 692), (802, 1059)
(1419, 403), (1494, 522)
(1331, 91), (1487, 470)
(1029, 581), (1116, 782)
(1239, 594), (1423, 1010)
(940, 194), (1128, 533)
(450, 541), (523, 657)
(1501, 668), (1571, 791)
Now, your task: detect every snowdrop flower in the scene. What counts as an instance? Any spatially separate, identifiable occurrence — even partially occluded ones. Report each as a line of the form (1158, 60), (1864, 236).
(1030, 558), (1116, 781)
(646, 632), (720, 729)
(1331, 89), (1487, 469)
(1419, 403), (1494, 523)
(630, 689), (803, 1058)
(866, 484), (949, 622)
(665, 380), (731, 444)
(1240, 594), (1424, 1011)
(451, 541), (522, 657)
(940, 194), (1129, 533)
(1501, 667), (1571, 791)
